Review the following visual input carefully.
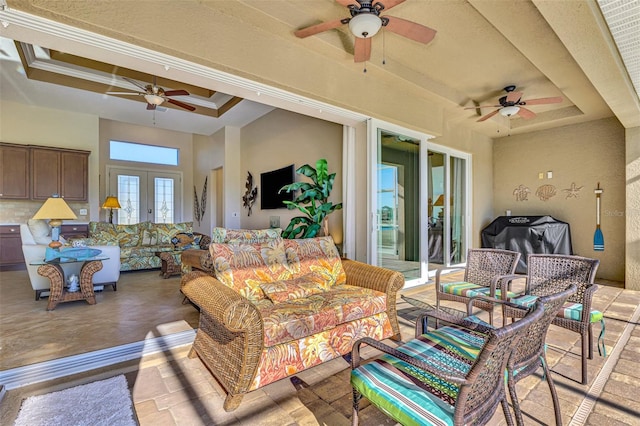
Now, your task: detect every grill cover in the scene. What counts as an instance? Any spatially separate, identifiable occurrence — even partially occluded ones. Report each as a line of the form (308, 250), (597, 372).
(481, 216), (573, 273)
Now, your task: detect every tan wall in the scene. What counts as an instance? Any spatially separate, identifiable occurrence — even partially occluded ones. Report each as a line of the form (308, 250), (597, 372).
(192, 130), (225, 235)
(0, 100), (98, 223)
(98, 119), (194, 223)
(493, 117), (625, 281)
(626, 126), (640, 289)
(239, 109), (344, 239)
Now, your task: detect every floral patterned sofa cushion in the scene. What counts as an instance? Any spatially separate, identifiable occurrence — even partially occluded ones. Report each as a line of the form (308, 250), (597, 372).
(209, 238), (290, 302)
(259, 284), (388, 347)
(211, 227), (282, 243)
(284, 236), (346, 289)
(259, 272), (326, 303)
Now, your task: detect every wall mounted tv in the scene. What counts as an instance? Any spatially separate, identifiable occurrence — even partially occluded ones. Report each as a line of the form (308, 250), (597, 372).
(260, 164), (295, 210)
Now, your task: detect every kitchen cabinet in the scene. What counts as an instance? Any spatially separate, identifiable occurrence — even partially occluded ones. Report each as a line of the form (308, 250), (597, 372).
(31, 148), (89, 201)
(0, 225), (24, 266)
(0, 144), (30, 200)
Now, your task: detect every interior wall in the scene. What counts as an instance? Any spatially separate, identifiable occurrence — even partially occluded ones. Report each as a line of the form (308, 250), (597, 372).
(192, 129), (225, 235)
(98, 118), (194, 224)
(493, 117), (625, 281)
(0, 100), (98, 223)
(239, 109), (344, 238)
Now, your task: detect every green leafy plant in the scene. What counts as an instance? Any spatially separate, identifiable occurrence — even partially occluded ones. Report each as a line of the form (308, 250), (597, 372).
(279, 158), (342, 239)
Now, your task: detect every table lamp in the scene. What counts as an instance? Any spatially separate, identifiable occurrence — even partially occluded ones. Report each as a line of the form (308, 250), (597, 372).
(102, 196), (121, 224)
(32, 194), (78, 248)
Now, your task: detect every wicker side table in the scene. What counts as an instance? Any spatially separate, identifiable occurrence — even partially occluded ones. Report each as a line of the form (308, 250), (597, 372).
(37, 259), (103, 311)
(156, 252), (180, 278)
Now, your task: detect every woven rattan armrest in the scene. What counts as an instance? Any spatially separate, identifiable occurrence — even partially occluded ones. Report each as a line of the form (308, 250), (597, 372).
(466, 294), (530, 316)
(351, 337), (471, 385)
(342, 258), (405, 294)
(416, 309), (495, 337)
(181, 273), (263, 333)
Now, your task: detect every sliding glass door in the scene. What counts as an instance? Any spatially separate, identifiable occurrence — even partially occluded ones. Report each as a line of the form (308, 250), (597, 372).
(369, 120), (470, 287)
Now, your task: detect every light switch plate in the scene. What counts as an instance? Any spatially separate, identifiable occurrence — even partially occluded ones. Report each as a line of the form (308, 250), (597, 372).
(79, 208), (88, 215)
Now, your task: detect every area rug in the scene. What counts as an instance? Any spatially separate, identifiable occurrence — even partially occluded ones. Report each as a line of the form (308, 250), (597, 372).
(14, 375), (137, 426)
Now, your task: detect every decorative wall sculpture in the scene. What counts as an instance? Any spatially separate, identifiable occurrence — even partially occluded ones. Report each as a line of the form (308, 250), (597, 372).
(242, 172), (258, 216)
(513, 184), (531, 202)
(535, 184), (557, 201)
(193, 176), (208, 226)
(562, 182), (583, 199)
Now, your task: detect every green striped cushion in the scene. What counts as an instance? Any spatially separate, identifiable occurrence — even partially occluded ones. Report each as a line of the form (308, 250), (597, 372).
(440, 282), (483, 297)
(509, 294), (539, 308)
(473, 287), (518, 299)
(351, 326), (485, 426)
(559, 302), (603, 323)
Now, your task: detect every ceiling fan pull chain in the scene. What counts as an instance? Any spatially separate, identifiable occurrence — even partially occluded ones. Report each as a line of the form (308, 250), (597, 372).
(382, 30), (386, 65)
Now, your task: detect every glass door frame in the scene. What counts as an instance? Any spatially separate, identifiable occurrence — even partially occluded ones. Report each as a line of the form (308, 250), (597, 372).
(367, 119), (433, 287)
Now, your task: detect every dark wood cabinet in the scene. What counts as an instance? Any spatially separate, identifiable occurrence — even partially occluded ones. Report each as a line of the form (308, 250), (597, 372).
(31, 147), (89, 201)
(0, 225), (24, 266)
(60, 224), (89, 239)
(0, 144), (30, 200)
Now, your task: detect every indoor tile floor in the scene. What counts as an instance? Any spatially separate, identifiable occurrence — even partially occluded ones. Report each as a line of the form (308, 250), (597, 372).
(1, 267), (639, 425)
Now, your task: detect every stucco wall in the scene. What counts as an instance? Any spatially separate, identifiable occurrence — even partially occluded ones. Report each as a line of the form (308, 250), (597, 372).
(626, 126), (640, 290)
(239, 109), (344, 240)
(493, 117), (625, 281)
(0, 100), (98, 223)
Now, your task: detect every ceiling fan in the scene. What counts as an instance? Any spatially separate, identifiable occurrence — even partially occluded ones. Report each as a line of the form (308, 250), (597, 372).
(467, 85), (563, 122)
(294, 0), (436, 63)
(106, 76), (196, 111)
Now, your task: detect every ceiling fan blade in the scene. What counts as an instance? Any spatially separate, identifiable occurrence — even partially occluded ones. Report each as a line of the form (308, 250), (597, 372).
(477, 109), (500, 122)
(383, 16), (436, 44)
(335, 0), (359, 6)
(505, 90), (523, 104)
(106, 91), (142, 96)
(164, 89), (190, 97)
(167, 98), (196, 112)
(521, 96), (563, 105)
(354, 37), (372, 63)
(295, 18), (347, 38)
(122, 76), (149, 92)
(464, 104), (501, 110)
(517, 107), (536, 119)
(376, 0), (406, 11)
(146, 103), (156, 110)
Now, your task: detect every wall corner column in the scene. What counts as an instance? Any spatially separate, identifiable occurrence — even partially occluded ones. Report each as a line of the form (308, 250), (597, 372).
(626, 126), (640, 290)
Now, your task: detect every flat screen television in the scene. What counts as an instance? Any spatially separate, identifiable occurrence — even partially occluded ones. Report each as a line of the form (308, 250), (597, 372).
(260, 164), (295, 210)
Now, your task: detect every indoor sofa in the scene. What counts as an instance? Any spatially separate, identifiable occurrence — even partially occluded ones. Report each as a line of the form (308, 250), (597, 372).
(181, 235), (404, 411)
(72, 221), (197, 271)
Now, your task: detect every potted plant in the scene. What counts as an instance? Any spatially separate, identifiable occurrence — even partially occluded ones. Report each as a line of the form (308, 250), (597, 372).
(279, 158), (342, 239)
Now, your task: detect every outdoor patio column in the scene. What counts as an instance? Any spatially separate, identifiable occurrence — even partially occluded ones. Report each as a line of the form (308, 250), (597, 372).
(627, 126), (640, 290)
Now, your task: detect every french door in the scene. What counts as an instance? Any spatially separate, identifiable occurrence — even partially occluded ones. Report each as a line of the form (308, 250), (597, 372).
(107, 167), (182, 224)
(368, 120), (470, 287)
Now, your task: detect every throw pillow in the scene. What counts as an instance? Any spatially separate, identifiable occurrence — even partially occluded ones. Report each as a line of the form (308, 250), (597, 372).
(209, 238), (290, 302)
(260, 272), (326, 303)
(171, 232), (197, 249)
(284, 236), (346, 288)
(141, 229), (158, 246)
(28, 219), (51, 244)
(211, 227), (282, 243)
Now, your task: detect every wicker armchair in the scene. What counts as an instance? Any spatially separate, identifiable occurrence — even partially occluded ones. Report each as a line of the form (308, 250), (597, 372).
(422, 284), (576, 426)
(502, 254), (600, 384)
(350, 300), (544, 426)
(181, 258), (404, 412)
(435, 248), (520, 325)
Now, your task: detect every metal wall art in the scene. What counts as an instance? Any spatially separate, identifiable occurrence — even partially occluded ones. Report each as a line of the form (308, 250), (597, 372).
(535, 184), (557, 201)
(193, 176), (208, 226)
(242, 172), (258, 216)
(562, 182), (584, 199)
(513, 184), (531, 202)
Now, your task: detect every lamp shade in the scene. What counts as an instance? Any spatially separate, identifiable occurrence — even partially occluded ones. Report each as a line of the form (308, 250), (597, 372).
(348, 13), (382, 38)
(500, 105), (520, 117)
(33, 195), (78, 221)
(102, 196), (121, 209)
(433, 194), (446, 206)
(144, 94), (164, 105)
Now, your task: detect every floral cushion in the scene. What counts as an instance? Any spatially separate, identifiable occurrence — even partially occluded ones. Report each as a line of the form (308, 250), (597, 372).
(259, 272), (326, 303)
(154, 221), (192, 244)
(115, 223), (142, 247)
(89, 221), (117, 242)
(284, 236), (346, 288)
(171, 232), (202, 250)
(259, 284), (388, 346)
(141, 229), (158, 246)
(209, 238), (290, 302)
(211, 227), (282, 243)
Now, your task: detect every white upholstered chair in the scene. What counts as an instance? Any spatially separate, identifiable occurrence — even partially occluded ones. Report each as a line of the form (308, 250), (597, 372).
(20, 223), (121, 300)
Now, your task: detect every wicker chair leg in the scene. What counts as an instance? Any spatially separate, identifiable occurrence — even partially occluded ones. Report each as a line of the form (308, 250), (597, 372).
(501, 397), (515, 426)
(588, 324), (594, 359)
(187, 346), (198, 359)
(507, 375), (524, 426)
(352, 388), (361, 426)
(223, 394), (244, 412)
(581, 333), (588, 385)
(542, 358), (563, 426)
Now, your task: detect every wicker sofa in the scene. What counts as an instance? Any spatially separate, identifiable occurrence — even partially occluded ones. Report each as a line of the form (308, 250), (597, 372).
(71, 221), (199, 271)
(181, 235), (404, 411)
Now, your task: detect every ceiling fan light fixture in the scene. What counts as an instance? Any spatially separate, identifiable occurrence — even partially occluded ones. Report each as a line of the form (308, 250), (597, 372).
(500, 105), (520, 117)
(349, 13), (382, 38)
(144, 94), (164, 105)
